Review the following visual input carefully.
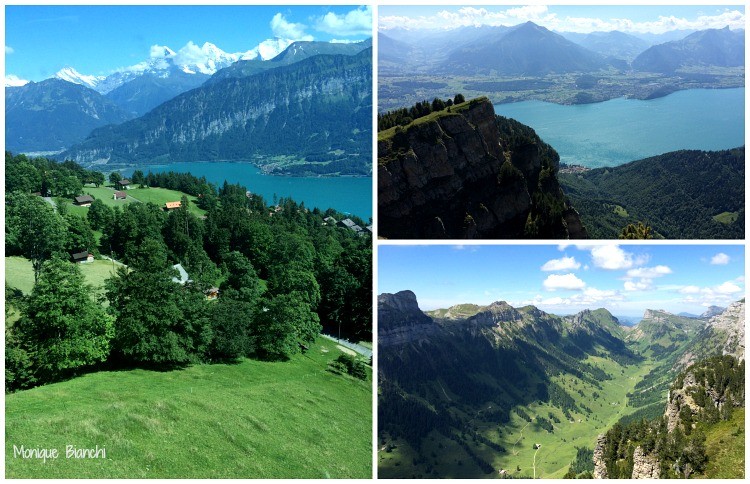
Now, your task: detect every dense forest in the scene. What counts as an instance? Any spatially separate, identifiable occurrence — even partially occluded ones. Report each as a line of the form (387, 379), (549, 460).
(560, 147), (745, 239)
(5, 152), (371, 392)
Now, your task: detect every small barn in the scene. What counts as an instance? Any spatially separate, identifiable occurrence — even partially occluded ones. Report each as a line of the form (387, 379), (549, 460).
(113, 191), (127, 200)
(117, 179), (131, 189)
(74, 195), (94, 207)
(164, 201), (182, 211)
(71, 251), (94, 263)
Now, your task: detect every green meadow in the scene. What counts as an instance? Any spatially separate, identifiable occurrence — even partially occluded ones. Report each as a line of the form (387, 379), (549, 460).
(379, 353), (655, 478)
(5, 256), (121, 297)
(6, 337), (372, 478)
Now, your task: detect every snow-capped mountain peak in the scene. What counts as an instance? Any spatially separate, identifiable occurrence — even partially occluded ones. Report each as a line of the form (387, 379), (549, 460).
(54, 66), (105, 89)
(5, 74), (30, 87)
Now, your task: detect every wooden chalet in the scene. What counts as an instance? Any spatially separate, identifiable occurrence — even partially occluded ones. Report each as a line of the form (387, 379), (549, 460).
(74, 195), (94, 207)
(71, 251), (94, 263)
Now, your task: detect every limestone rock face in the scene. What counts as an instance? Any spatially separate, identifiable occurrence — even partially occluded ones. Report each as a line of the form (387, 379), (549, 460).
(378, 98), (585, 239)
(593, 434), (608, 479)
(708, 299), (745, 361)
(378, 291), (439, 347)
(631, 446), (660, 479)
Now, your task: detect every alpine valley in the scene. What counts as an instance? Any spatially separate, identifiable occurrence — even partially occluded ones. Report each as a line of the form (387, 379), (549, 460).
(378, 291), (745, 478)
(6, 39), (372, 177)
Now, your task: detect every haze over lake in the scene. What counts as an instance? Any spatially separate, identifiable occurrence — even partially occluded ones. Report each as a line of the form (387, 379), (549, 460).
(495, 88), (744, 168)
(126, 162), (372, 219)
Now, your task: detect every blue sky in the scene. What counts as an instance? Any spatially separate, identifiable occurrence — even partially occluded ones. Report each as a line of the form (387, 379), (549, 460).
(379, 5), (744, 33)
(379, 244), (745, 317)
(5, 5), (372, 82)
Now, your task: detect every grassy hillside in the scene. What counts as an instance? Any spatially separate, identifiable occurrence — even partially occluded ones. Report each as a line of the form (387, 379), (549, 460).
(5, 256), (121, 297)
(699, 407), (745, 479)
(5, 337), (372, 478)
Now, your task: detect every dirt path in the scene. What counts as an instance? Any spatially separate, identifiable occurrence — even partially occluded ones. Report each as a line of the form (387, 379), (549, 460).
(511, 421), (530, 456)
(336, 345), (356, 356)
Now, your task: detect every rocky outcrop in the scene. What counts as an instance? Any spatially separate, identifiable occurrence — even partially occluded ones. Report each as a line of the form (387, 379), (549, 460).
(665, 372), (701, 432)
(708, 300), (745, 361)
(378, 291), (439, 347)
(378, 97), (586, 239)
(677, 300), (745, 369)
(593, 434), (608, 479)
(631, 446), (660, 479)
(700, 305), (725, 319)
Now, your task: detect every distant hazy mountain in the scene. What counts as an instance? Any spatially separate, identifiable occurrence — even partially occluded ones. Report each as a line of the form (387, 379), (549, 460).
(633, 27), (744, 73)
(560, 30), (650, 61)
(700, 305), (726, 318)
(631, 29), (697, 45)
(104, 68), (210, 117)
(5, 78), (131, 152)
(677, 312), (700, 318)
(441, 21), (611, 76)
(209, 39), (371, 82)
(62, 48), (372, 175)
(378, 32), (415, 65)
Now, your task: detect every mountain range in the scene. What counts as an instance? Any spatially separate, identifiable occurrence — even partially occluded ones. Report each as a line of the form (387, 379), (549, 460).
(6, 40), (372, 175)
(378, 290), (744, 478)
(5, 79), (131, 153)
(62, 46), (372, 174)
(633, 27), (745, 73)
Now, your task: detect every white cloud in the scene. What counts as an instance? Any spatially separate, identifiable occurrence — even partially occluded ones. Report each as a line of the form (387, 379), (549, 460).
(626, 265), (672, 279)
(6, 45), (14, 54)
(315, 6), (372, 37)
(591, 245), (638, 270)
(624, 280), (653, 292)
(715, 281), (742, 294)
(678, 285), (702, 295)
(541, 256), (581, 272)
(378, 6), (744, 34)
(271, 13), (312, 41)
(149, 44), (175, 59)
(5, 74), (29, 87)
(710, 253), (730, 265)
(241, 38), (296, 61)
(543, 273), (586, 291)
(677, 279), (744, 307)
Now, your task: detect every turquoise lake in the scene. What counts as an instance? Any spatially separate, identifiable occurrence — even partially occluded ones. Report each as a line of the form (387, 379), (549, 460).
(126, 162), (372, 220)
(494, 88), (744, 168)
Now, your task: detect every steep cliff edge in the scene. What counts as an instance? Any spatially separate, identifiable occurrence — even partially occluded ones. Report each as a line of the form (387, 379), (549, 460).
(378, 97), (586, 239)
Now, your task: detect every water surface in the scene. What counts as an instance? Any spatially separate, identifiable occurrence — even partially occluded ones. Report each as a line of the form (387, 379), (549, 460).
(495, 88), (744, 167)
(125, 162), (372, 219)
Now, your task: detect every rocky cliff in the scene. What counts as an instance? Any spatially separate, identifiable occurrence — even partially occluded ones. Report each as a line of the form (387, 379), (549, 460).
(378, 97), (586, 239)
(593, 434), (608, 479)
(630, 446), (660, 479)
(676, 299), (745, 369)
(378, 291), (439, 347)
